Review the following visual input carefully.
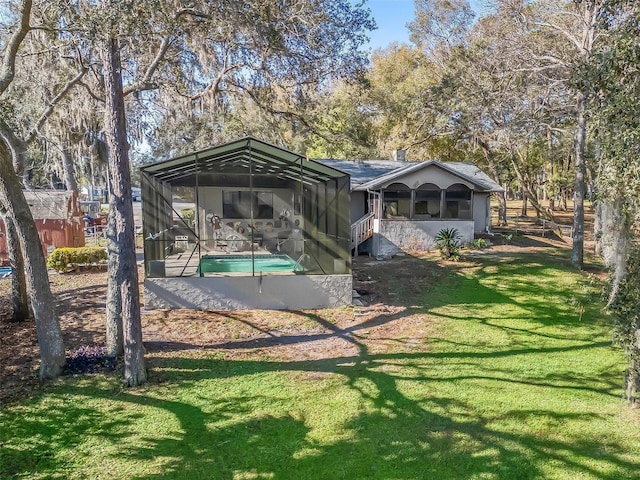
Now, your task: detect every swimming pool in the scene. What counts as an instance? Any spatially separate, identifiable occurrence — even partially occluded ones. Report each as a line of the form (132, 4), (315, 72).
(198, 254), (299, 274)
(0, 267), (12, 278)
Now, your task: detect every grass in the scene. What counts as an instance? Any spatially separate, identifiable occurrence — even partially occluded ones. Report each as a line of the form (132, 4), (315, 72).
(2, 249), (640, 479)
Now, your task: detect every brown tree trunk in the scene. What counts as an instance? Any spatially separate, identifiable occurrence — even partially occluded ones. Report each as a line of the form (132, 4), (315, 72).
(509, 155), (554, 222)
(478, 138), (507, 225)
(4, 213), (29, 322)
(102, 35), (146, 386)
(624, 359), (639, 405)
(60, 146), (78, 194)
(0, 139), (65, 378)
(105, 206), (123, 357)
(572, 90), (587, 269)
(494, 190), (507, 226)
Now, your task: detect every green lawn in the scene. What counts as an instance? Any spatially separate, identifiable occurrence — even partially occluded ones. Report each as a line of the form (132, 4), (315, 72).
(2, 250), (639, 479)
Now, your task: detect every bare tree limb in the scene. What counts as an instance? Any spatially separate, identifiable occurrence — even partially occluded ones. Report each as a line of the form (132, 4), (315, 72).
(0, 0), (32, 95)
(123, 7), (213, 96)
(123, 36), (171, 96)
(26, 67), (89, 144)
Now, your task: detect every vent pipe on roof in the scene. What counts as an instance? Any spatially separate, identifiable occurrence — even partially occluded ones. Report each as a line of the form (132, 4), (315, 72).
(392, 149), (406, 162)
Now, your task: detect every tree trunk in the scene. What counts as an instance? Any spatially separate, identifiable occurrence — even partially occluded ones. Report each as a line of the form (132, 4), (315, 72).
(60, 146), (78, 194)
(4, 213), (30, 322)
(105, 206), (123, 357)
(521, 191), (527, 216)
(0, 140), (65, 378)
(478, 139), (507, 225)
(597, 194), (631, 306)
(509, 154), (554, 222)
(624, 357), (639, 405)
(102, 35), (146, 386)
(495, 190), (507, 226)
(572, 90), (587, 269)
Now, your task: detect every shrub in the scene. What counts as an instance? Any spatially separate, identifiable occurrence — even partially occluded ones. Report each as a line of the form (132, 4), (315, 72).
(47, 246), (108, 273)
(64, 345), (116, 375)
(434, 228), (462, 261)
(468, 238), (488, 250)
(180, 208), (195, 224)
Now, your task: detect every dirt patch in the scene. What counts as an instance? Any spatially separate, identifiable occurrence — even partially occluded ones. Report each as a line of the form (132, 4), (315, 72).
(0, 216), (584, 406)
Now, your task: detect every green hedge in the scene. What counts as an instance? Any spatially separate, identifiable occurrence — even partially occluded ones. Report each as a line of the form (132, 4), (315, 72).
(47, 247), (108, 273)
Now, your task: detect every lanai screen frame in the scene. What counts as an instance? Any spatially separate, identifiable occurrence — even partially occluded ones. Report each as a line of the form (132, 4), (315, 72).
(140, 137), (351, 278)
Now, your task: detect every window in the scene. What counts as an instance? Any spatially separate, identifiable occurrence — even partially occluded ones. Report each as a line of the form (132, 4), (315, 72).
(223, 191), (274, 219)
(383, 183), (411, 218)
(414, 184), (440, 219)
(444, 184), (472, 219)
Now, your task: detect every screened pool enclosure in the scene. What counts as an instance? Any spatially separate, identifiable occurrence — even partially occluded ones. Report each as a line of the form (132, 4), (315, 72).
(140, 137), (353, 310)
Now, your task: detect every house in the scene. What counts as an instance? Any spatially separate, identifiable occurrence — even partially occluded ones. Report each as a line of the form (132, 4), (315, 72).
(138, 137), (502, 311)
(140, 137), (352, 311)
(0, 190), (85, 264)
(318, 158), (503, 256)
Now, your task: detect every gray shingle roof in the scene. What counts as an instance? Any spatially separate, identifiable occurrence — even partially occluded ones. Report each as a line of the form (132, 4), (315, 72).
(314, 159), (406, 189)
(316, 159), (503, 192)
(24, 190), (78, 220)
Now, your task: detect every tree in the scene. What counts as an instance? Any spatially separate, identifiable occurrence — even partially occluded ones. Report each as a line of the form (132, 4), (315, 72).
(306, 79), (379, 159)
(586, 1), (640, 404)
(365, 44), (448, 159)
(145, 0), (375, 157)
(0, 0), (66, 378)
(46, 0), (374, 385)
(410, 0), (475, 63)
(495, 0), (608, 268)
(0, 209), (28, 322)
(102, 32), (146, 386)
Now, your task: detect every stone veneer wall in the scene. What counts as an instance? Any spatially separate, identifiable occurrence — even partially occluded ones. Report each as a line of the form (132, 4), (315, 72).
(144, 274), (352, 310)
(373, 220), (475, 256)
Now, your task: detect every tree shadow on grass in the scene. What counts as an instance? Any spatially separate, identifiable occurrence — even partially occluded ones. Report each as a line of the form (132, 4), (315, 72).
(3, 344), (635, 480)
(2, 250), (635, 479)
(0, 396), (136, 479)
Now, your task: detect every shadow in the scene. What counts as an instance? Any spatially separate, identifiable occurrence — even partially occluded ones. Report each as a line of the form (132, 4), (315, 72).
(2, 249), (636, 479)
(0, 396), (135, 478)
(4, 346), (635, 479)
(54, 282), (108, 312)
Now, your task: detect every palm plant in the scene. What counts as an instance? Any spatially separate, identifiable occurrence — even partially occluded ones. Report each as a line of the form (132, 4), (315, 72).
(434, 227), (462, 261)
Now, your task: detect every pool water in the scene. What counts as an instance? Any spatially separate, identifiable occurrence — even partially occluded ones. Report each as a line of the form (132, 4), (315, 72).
(198, 254), (299, 274)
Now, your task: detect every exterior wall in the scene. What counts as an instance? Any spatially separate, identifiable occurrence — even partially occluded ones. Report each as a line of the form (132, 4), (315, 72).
(372, 219), (475, 256)
(197, 186), (296, 223)
(0, 207), (85, 263)
(473, 193), (492, 233)
(350, 191), (367, 222)
(35, 219), (85, 253)
(144, 274), (353, 310)
(381, 165), (474, 190)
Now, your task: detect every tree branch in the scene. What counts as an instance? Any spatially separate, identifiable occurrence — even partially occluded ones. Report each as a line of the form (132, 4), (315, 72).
(123, 36), (171, 96)
(123, 7), (213, 96)
(26, 67), (89, 144)
(0, 0), (32, 95)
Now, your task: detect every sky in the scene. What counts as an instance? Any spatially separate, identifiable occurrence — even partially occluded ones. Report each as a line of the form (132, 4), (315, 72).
(365, 0), (415, 50)
(363, 0), (482, 51)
